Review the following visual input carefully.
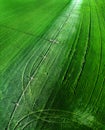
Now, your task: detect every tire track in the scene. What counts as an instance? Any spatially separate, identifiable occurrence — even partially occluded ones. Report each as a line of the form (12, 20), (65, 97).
(24, 1), (83, 129)
(31, 45), (64, 108)
(37, 2), (84, 120)
(84, 0), (102, 111)
(22, 119), (35, 130)
(66, 5), (91, 94)
(13, 108), (98, 129)
(61, 11), (83, 86)
(32, 4), (82, 130)
(90, 0), (103, 113)
(5, 1), (78, 129)
(21, 0), (77, 91)
(12, 5), (83, 128)
(21, 40), (49, 103)
(73, 0), (91, 93)
(61, 11), (85, 91)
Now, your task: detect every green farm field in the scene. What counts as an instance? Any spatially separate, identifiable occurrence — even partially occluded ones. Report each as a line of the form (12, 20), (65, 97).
(0, 0), (105, 129)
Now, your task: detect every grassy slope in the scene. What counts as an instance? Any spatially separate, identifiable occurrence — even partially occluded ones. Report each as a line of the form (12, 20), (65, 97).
(0, 0), (105, 130)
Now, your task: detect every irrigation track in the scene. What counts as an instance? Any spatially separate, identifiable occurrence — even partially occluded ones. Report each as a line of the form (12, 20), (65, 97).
(5, 0), (83, 129)
(21, 0), (77, 90)
(31, 11), (82, 129)
(46, 0), (91, 116)
(29, 1), (84, 129)
(41, 10), (84, 116)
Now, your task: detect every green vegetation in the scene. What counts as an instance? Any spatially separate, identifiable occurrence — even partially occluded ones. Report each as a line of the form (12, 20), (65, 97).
(0, 0), (105, 129)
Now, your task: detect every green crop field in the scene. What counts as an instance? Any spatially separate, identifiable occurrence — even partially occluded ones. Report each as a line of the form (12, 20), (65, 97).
(0, 0), (105, 129)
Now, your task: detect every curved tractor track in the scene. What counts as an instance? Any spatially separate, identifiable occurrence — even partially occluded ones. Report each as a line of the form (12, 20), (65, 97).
(0, 0), (105, 130)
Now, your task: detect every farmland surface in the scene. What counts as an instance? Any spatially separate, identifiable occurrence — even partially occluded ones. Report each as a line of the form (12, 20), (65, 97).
(0, 0), (105, 130)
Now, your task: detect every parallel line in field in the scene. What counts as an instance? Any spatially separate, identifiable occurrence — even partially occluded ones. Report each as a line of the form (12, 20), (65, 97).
(30, 4), (80, 129)
(73, 2), (91, 93)
(61, 12), (84, 90)
(60, 2), (83, 82)
(73, 0), (91, 95)
(62, 0), (91, 96)
(22, 119), (35, 130)
(41, 7), (84, 119)
(25, 0), (83, 128)
(13, 109), (79, 129)
(61, 12), (83, 86)
(21, 40), (49, 102)
(31, 47), (65, 130)
(21, 0), (77, 90)
(1, 0), (75, 83)
(13, 37), (61, 128)
(21, 13), (73, 92)
(4, 4), (73, 122)
(90, 0), (103, 113)
(21, 40), (50, 87)
(31, 45), (64, 108)
(78, 0), (92, 111)
(34, 7), (84, 130)
(13, 10), (82, 129)
(84, 0), (102, 112)
(4, 29), (51, 130)
(13, 49), (61, 129)
(33, 43), (64, 108)
(28, 36), (63, 79)
(6, 1), (77, 129)
(13, 108), (98, 129)
(6, 38), (52, 130)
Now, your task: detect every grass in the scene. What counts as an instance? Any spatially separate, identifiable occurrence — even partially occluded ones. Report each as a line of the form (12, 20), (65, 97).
(0, 0), (105, 130)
